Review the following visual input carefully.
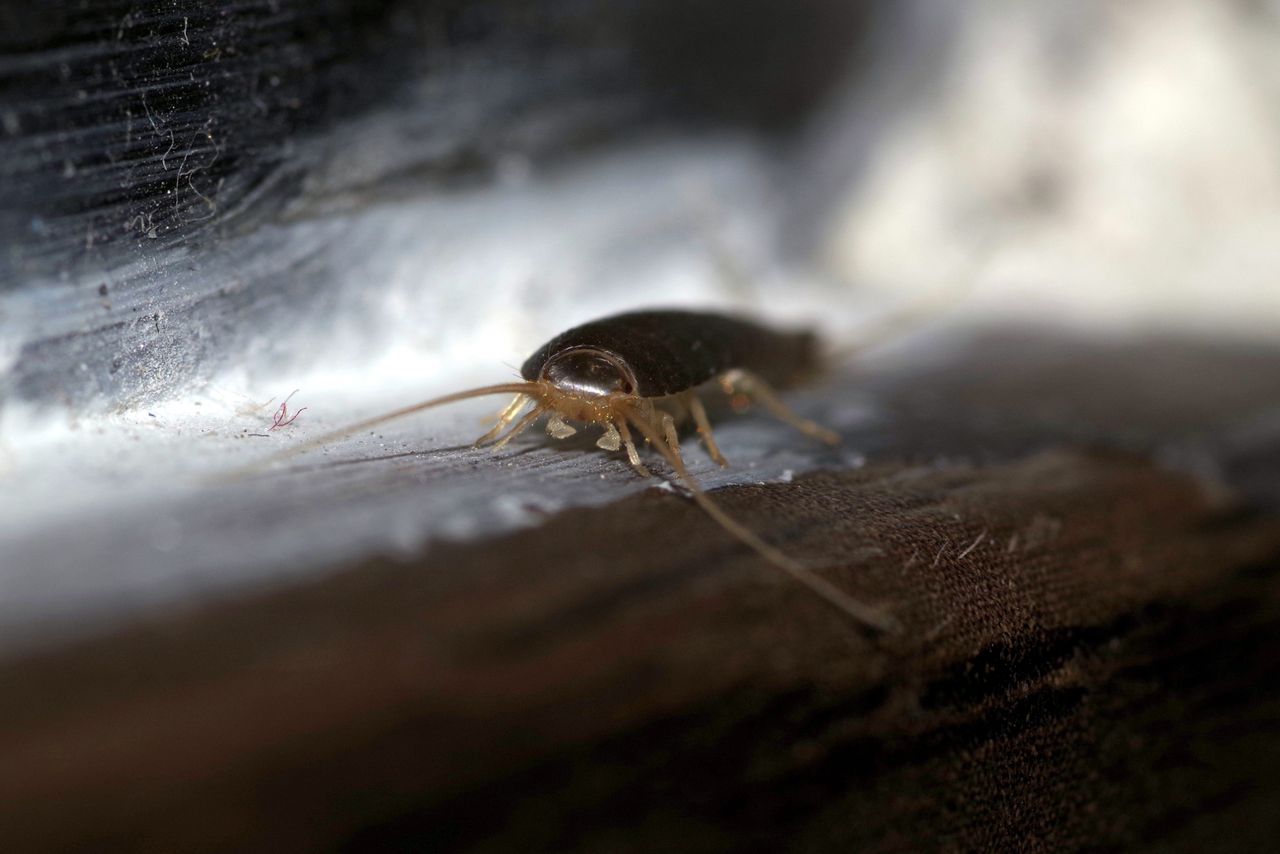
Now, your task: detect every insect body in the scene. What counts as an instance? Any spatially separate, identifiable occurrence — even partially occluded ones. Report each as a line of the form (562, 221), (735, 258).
(280, 309), (896, 632)
(505, 310), (839, 466)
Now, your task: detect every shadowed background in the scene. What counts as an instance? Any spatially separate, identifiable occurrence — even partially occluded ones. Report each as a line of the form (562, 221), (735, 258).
(1, 1), (1279, 851)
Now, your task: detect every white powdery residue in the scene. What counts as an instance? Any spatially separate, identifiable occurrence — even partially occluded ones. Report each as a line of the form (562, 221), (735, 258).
(0, 135), (863, 651)
(386, 511), (431, 557)
(0, 398), (86, 452)
(490, 493), (557, 529)
(437, 511), (482, 541)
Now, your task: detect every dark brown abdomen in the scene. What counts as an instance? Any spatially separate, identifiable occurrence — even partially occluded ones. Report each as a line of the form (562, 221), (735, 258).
(520, 309), (822, 397)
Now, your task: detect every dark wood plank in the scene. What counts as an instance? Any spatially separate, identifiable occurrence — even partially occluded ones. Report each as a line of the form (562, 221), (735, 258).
(2, 450), (1278, 852)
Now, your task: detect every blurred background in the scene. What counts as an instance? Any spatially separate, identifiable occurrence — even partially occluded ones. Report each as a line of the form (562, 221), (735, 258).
(3, 3), (1280, 851)
(1, 0), (1278, 643)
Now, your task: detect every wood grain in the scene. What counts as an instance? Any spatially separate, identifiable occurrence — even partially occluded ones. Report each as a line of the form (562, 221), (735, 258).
(2, 450), (1278, 852)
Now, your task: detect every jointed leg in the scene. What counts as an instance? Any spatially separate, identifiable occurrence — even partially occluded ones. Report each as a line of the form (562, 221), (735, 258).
(660, 411), (682, 457)
(474, 394), (531, 446)
(724, 370), (840, 446)
(618, 402), (898, 633)
(491, 406), (545, 450)
(684, 392), (727, 467)
(658, 411), (698, 482)
(614, 418), (651, 477)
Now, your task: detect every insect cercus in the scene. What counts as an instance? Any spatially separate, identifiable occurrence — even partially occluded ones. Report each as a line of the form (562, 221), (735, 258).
(277, 309), (897, 632)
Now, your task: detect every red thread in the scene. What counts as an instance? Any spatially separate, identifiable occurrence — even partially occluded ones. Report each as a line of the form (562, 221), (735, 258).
(269, 389), (308, 431)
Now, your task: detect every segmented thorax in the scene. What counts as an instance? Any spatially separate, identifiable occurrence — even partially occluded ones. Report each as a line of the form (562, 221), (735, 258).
(538, 347), (637, 422)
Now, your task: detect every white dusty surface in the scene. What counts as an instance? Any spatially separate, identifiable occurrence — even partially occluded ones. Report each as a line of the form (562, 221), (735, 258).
(0, 137), (922, 655)
(0, 367), (891, 655)
(5, 0), (1280, 654)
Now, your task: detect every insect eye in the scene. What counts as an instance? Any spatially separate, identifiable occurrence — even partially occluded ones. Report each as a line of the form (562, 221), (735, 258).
(544, 349), (634, 397)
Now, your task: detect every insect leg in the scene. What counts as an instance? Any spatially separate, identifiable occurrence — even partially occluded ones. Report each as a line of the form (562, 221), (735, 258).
(660, 411), (682, 454)
(614, 418), (652, 477)
(684, 392), (728, 467)
(724, 370), (840, 446)
(473, 394), (531, 446)
(490, 406), (545, 451)
(632, 399), (659, 436)
(618, 403), (897, 633)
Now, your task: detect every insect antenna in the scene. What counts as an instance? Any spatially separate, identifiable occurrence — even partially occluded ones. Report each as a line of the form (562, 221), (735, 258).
(243, 381), (542, 473)
(618, 404), (899, 633)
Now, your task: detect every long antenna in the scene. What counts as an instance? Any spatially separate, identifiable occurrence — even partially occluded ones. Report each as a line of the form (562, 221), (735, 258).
(620, 406), (899, 633)
(231, 382), (537, 476)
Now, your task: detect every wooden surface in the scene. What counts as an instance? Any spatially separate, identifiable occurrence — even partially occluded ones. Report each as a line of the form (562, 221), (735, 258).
(3, 453), (1279, 852)
(3, 333), (1280, 852)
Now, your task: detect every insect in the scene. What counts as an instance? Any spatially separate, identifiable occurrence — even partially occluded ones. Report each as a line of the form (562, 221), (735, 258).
(275, 309), (898, 633)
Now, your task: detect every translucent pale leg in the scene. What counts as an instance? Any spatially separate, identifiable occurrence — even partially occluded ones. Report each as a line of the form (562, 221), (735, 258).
(474, 394), (531, 446)
(724, 370), (840, 446)
(490, 407), (545, 450)
(615, 418), (651, 477)
(660, 411), (682, 455)
(632, 398), (659, 426)
(684, 392), (727, 467)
